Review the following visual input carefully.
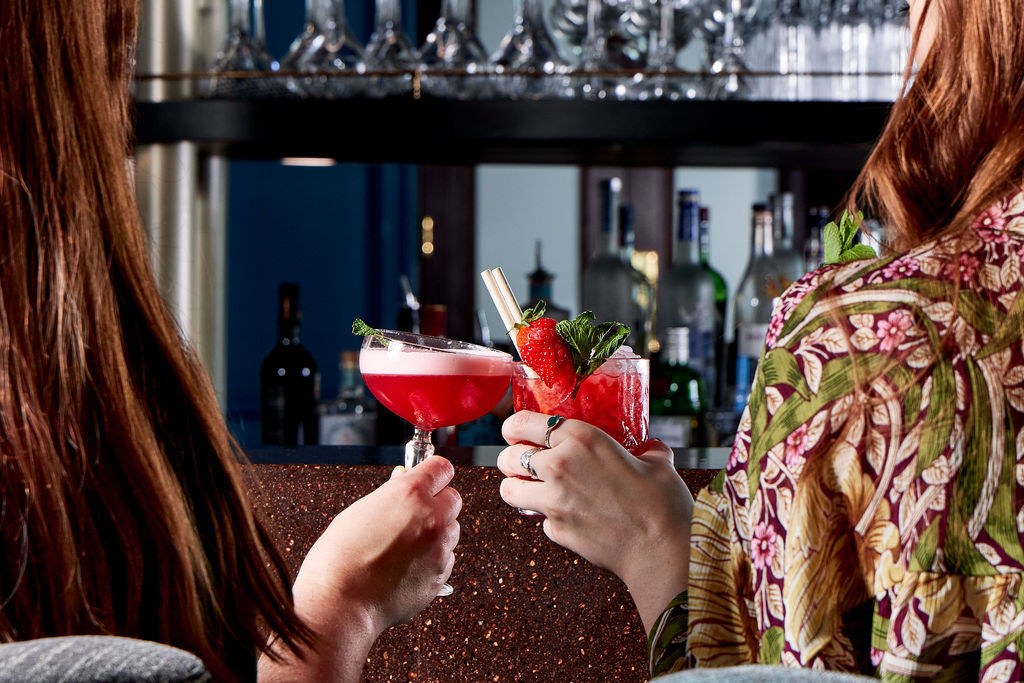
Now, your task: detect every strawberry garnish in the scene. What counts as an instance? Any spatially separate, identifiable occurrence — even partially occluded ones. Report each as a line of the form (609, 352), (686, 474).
(516, 306), (576, 397)
(515, 301), (630, 399)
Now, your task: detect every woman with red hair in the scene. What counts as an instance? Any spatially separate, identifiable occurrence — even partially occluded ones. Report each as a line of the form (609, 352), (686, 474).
(0, 2), (461, 680)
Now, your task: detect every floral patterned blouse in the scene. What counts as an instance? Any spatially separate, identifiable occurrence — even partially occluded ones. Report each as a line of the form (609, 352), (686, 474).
(649, 190), (1024, 682)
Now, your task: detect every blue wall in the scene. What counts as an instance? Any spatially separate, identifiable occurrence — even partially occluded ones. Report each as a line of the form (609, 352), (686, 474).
(225, 1), (420, 445)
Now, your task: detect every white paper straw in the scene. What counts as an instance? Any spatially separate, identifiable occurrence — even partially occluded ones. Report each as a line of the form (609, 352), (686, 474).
(480, 270), (514, 330)
(480, 269), (521, 355)
(490, 267), (524, 329)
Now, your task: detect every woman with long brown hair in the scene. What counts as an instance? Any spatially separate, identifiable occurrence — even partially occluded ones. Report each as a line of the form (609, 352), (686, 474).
(0, 1), (461, 680)
(497, 0), (1024, 678)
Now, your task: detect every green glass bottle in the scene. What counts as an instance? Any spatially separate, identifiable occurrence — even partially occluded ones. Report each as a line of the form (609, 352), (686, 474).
(699, 206), (728, 407)
(650, 327), (709, 448)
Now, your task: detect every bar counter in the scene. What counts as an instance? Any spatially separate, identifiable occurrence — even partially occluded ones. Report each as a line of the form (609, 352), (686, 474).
(244, 446), (727, 682)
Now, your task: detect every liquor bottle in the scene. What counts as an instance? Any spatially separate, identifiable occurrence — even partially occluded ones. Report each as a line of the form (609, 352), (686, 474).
(619, 204), (655, 355)
(698, 205), (728, 407)
(804, 206), (829, 272)
(581, 178), (651, 353)
(658, 189), (717, 396)
(397, 274), (420, 333)
(650, 327), (709, 448)
(260, 283), (319, 445)
(319, 350), (376, 445)
(524, 240), (571, 322)
(771, 191), (810, 284)
(420, 304), (447, 337)
(732, 204), (786, 412)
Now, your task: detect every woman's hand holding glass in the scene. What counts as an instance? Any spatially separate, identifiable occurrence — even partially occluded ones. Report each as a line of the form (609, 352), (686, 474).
(496, 411), (694, 632)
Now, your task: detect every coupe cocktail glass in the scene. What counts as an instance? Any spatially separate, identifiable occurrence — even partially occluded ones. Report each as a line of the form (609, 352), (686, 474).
(359, 330), (513, 594)
(511, 354), (649, 515)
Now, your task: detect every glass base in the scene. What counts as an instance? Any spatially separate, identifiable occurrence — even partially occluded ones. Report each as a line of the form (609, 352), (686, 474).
(518, 508), (544, 516)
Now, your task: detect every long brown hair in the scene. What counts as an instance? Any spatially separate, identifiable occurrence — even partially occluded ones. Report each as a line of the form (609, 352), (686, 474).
(0, 1), (312, 679)
(848, 0), (1024, 249)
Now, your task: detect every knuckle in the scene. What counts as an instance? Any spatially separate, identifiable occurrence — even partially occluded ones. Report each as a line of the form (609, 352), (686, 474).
(542, 450), (571, 481)
(447, 520), (461, 549)
(503, 410), (532, 440)
(568, 422), (600, 450)
(446, 487), (463, 516)
(419, 506), (445, 537)
(542, 518), (564, 546)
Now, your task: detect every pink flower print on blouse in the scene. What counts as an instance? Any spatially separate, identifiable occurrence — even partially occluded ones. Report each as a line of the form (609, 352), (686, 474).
(751, 521), (777, 571)
(881, 256), (920, 280)
(978, 227), (1010, 244)
(765, 313), (786, 348)
(876, 310), (914, 353)
(973, 205), (1006, 232)
(784, 423), (810, 468)
(943, 252), (981, 283)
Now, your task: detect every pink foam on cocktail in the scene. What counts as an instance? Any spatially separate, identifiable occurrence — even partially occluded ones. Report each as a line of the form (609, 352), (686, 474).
(359, 346), (512, 376)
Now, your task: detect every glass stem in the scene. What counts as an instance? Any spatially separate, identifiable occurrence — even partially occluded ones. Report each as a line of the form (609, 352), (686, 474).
(309, 0), (348, 33)
(229, 0), (251, 34)
(440, 0), (455, 22)
(651, 0), (676, 68)
(405, 428), (436, 468)
(304, 0), (318, 28)
(584, 0), (606, 66)
(253, 0), (267, 41)
(376, 0), (401, 26)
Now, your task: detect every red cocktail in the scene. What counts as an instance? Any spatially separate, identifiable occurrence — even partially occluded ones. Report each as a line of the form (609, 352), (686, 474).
(359, 328), (512, 596)
(361, 350), (512, 430)
(511, 355), (650, 452)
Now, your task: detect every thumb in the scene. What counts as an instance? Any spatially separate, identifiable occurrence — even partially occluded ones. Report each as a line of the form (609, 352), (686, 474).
(633, 438), (675, 466)
(405, 455), (456, 495)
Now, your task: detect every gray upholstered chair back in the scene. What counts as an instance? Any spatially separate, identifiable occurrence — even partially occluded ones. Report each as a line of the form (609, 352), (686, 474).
(0, 636), (211, 683)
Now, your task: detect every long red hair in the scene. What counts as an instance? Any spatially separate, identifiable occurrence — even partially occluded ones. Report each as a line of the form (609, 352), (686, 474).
(848, 0), (1024, 247)
(0, 1), (312, 679)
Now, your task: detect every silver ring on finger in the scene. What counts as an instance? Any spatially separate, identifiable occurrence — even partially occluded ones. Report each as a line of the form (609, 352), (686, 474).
(544, 415), (567, 449)
(520, 446), (543, 479)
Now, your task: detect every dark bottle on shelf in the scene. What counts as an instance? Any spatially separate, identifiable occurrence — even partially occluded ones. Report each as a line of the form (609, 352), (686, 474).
(525, 240), (571, 321)
(260, 283), (319, 445)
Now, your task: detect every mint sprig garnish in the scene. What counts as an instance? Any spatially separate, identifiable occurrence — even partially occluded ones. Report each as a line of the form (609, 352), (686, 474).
(823, 210), (877, 264)
(555, 311), (630, 389)
(352, 318), (380, 337)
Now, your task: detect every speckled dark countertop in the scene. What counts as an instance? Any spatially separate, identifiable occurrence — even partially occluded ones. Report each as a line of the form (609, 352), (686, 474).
(244, 447), (723, 682)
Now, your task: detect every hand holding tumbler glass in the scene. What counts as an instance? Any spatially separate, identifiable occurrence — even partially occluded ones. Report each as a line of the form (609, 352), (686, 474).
(480, 267), (649, 514)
